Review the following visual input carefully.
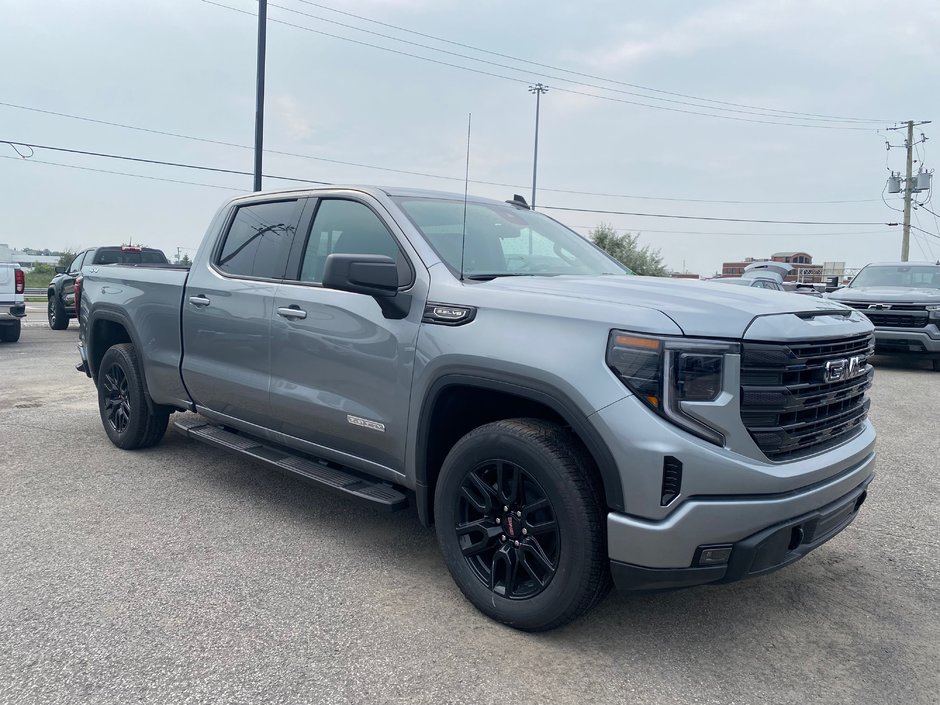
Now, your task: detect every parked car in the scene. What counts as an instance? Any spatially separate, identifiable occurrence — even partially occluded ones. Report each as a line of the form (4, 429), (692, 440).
(827, 261), (940, 370)
(47, 246), (169, 329)
(77, 187), (877, 630)
(712, 261), (821, 296)
(0, 262), (26, 343)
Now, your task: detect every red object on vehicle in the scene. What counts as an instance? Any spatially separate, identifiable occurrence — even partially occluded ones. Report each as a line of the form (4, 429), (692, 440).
(121, 245), (142, 252)
(14, 268), (24, 294)
(74, 275), (83, 316)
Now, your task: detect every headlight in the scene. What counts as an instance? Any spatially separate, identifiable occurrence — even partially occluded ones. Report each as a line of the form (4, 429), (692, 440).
(927, 304), (940, 320)
(606, 331), (739, 446)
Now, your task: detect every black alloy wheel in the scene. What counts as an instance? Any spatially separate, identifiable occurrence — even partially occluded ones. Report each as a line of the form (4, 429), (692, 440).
(96, 343), (170, 450)
(101, 363), (131, 434)
(456, 460), (560, 599)
(434, 418), (611, 631)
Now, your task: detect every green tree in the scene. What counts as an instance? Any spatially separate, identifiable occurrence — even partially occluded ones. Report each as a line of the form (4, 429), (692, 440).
(590, 223), (667, 276)
(57, 250), (77, 269)
(180, 253), (191, 266)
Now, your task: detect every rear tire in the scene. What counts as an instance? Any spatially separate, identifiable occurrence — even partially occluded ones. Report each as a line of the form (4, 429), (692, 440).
(434, 418), (611, 631)
(97, 343), (169, 449)
(48, 294), (69, 330)
(0, 321), (21, 343)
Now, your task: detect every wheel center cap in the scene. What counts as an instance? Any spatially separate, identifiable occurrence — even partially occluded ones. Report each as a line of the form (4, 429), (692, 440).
(504, 513), (518, 539)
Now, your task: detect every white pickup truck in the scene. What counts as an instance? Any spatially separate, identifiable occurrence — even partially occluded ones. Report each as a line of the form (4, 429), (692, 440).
(0, 263), (26, 343)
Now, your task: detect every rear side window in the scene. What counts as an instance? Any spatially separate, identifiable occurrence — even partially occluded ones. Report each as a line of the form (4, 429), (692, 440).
(217, 200), (298, 279)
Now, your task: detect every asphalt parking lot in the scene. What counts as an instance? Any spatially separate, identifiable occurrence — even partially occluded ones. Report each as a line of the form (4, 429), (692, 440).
(1, 311), (938, 705)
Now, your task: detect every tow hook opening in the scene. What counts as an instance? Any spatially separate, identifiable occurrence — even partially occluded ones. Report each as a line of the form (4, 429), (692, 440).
(788, 526), (805, 551)
(854, 491), (867, 513)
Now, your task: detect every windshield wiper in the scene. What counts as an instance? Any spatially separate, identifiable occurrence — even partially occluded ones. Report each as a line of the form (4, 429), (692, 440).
(464, 273), (541, 281)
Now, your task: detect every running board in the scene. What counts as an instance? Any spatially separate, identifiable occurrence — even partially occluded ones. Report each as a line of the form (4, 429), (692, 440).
(173, 415), (408, 512)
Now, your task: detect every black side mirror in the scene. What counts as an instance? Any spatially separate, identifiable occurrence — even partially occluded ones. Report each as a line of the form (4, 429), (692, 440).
(321, 253), (410, 319)
(55, 266), (66, 274)
(322, 254), (399, 297)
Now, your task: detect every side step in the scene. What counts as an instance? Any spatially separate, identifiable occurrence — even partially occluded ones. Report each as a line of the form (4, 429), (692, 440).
(173, 415), (408, 512)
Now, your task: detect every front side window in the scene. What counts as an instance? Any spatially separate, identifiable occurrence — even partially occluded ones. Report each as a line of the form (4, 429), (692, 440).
(298, 199), (410, 284)
(850, 265), (940, 289)
(68, 251), (86, 274)
(217, 200), (298, 279)
(393, 197), (629, 278)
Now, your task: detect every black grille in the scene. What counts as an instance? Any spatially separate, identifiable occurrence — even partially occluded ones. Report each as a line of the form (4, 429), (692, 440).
(740, 333), (874, 461)
(844, 302), (929, 328)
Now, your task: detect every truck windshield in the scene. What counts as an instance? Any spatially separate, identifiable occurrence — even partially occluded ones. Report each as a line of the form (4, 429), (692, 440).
(393, 197), (630, 278)
(850, 265), (940, 289)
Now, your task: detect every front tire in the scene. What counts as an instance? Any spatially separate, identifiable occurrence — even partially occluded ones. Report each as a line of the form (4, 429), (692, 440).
(434, 419), (611, 631)
(0, 321), (21, 343)
(48, 294), (69, 330)
(933, 358), (940, 372)
(97, 343), (169, 449)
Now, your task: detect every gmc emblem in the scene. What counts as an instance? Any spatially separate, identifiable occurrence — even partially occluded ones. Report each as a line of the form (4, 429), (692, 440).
(824, 354), (866, 383)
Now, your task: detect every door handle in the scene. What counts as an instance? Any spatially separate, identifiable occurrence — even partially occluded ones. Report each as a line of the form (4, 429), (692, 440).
(277, 306), (307, 320)
(189, 295), (211, 307)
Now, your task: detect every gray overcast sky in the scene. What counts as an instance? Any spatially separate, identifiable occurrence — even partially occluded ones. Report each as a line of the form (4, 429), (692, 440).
(2, 0), (938, 274)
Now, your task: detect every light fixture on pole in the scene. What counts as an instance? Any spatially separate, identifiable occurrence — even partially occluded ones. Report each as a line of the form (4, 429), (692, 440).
(528, 83), (548, 210)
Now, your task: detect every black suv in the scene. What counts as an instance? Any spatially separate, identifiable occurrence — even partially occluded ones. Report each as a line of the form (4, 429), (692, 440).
(47, 246), (168, 329)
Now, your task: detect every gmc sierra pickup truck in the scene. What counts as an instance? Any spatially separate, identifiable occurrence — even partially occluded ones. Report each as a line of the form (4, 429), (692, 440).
(827, 261), (940, 370)
(78, 186), (877, 630)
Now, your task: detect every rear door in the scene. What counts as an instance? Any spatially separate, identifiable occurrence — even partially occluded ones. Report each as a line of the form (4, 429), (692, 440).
(267, 195), (427, 475)
(181, 197), (303, 428)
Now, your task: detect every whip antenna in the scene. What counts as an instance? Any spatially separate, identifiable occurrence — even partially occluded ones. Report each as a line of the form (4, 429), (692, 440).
(459, 113), (471, 281)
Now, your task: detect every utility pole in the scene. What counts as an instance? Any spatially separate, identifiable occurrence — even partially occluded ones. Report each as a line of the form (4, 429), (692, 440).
(902, 120), (914, 261)
(528, 83), (548, 209)
(887, 120), (931, 261)
(253, 0), (268, 192)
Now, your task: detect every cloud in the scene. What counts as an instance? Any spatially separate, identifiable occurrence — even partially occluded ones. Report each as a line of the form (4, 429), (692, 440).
(273, 95), (315, 140)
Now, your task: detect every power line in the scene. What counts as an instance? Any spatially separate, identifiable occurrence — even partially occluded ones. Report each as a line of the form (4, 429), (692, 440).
(1, 139), (894, 226)
(203, 0), (881, 131)
(0, 100), (880, 205)
(540, 204), (897, 226)
(289, 0), (892, 124)
(0, 139), (331, 185)
(267, 0), (879, 126)
(0, 154), (243, 191)
(567, 224), (896, 237)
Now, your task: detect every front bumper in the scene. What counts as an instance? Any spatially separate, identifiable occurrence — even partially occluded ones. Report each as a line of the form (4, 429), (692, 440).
(873, 325), (940, 355)
(0, 302), (26, 321)
(611, 474), (873, 591)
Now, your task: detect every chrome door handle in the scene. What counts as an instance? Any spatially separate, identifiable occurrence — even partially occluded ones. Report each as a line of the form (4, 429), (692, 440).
(188, 295), (210, 307)
(277, 306), (307, 320)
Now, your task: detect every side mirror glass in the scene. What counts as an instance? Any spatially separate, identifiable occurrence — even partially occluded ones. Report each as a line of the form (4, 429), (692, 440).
(55, 266), (66, 274)
(322, 254), (399, 298)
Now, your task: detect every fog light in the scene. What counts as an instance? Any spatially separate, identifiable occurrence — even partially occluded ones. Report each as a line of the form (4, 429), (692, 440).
(697, 545), (732, 566)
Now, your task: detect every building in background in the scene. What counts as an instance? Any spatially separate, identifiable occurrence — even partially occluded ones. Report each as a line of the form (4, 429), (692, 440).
(0, 244), (61, 268)
(721, 251), (826, 283)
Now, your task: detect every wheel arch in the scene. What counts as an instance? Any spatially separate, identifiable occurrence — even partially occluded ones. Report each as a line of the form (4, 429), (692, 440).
(86, 309), (162, 414)
(414, 373), (624, 526)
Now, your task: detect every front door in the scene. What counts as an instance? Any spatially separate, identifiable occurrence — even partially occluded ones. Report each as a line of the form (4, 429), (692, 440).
(268, 196), (426, 477)
(181, 197), (302, 428)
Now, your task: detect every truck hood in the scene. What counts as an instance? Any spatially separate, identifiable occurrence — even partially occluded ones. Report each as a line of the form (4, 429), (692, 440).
(828, 286), (940, 304)
(476, 275), (854, 338)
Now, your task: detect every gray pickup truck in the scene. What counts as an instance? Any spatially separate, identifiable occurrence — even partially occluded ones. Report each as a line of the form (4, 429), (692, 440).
(827, 261), (940, 370)
(78, 186), (877, 630)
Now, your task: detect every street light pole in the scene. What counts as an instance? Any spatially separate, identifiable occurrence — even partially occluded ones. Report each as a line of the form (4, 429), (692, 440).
(528, 83), (548, 210)
(253, 0), (267, 192)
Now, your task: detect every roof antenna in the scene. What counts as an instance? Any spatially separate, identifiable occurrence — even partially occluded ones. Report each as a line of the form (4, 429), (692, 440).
(459, 112), (471, 281)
